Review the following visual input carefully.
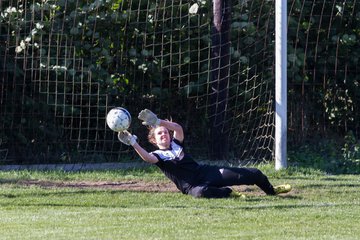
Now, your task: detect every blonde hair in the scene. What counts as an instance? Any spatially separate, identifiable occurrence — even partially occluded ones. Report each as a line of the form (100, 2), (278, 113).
(147, 127), (158, 146)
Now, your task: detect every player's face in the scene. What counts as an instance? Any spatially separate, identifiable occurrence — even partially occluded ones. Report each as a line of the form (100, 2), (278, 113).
(154, 126), (171, 149)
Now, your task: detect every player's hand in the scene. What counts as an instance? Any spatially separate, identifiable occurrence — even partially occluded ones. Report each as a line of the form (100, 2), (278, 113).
(138, 109), (161, 127)
(118, 130), (137, 146)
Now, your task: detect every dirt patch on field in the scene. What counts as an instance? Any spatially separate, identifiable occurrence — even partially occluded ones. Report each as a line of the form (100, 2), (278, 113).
(17, 179), (179, 192)
(15, 179), (269, 196)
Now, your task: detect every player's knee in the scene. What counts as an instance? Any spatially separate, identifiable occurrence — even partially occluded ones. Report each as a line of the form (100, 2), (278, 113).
(249, 168), (265, 178)
(251, 168), (270, 184)
(188, 186), (207, 198)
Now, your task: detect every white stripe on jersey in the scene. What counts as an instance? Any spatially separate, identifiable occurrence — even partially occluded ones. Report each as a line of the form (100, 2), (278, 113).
(151, 140), (183, 161)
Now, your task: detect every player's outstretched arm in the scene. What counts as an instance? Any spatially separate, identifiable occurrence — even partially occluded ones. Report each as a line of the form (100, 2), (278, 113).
(157, 119), (184, 142)
(132, 142), (159, 164)
(118, 131), (158, 164)
(138, 109), (184, 142)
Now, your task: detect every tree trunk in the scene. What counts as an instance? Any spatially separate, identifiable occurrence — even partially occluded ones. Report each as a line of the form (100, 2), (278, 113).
(209, 0), (231, 159)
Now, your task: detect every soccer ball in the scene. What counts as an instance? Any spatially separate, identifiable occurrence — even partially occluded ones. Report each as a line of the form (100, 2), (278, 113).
(106, 107), (131, 132)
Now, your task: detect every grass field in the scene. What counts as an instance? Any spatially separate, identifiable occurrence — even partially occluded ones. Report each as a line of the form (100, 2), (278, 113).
(0, 165), (359, 240)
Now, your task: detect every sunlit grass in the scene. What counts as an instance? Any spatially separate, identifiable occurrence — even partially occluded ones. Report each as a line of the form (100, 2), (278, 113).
(1, 166), (359, 240)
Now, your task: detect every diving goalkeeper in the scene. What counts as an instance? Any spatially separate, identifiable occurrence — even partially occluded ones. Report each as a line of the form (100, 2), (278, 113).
(118, 109), (291, 198)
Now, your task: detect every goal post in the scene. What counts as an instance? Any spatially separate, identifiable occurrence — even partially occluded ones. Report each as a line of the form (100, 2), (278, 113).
(275, 0), (288, 170)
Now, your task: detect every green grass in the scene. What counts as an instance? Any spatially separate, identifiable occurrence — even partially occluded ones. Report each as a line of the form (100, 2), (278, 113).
(1, 166), (359, 240)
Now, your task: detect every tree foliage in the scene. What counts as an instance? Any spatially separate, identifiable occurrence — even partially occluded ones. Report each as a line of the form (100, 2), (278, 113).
(1, 0), (360, 164)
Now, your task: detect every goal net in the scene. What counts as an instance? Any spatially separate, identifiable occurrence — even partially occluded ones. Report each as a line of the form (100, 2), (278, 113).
(1, 0), (277, 164)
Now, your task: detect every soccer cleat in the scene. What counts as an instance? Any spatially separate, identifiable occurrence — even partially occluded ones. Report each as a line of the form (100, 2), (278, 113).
(274, 184), (292, 195)
(229, 190), (246, 199)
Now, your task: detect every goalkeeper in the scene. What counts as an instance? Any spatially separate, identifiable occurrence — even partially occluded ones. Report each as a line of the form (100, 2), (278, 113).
(118, 109), (291, 198)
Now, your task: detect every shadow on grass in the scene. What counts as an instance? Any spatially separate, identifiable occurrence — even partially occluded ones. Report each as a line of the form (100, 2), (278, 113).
(295, 183), (360, 189)
(0, 185), (306, 211)
(1, 198), (359, 211)
(0, 188), (144, 197)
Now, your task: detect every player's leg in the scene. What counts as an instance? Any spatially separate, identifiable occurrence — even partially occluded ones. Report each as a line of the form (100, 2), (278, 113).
(210, 167), (277, 195)
(196, 166), (291, 196)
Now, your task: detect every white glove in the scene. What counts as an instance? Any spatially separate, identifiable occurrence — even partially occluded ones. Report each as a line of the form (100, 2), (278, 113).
(118, 130), (137, 146)
(138, 109), (161, 127)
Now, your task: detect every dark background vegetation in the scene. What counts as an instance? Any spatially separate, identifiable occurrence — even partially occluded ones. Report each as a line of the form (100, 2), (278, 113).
(0, 0), (359, 174)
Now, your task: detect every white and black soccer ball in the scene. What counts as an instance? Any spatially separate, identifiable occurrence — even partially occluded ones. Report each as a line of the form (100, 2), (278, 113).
(106, 107), (131, 132)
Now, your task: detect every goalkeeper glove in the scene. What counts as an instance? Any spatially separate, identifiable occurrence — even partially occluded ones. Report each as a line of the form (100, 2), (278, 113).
(138, 109), (161, 127)
(118, 131), (137, 146)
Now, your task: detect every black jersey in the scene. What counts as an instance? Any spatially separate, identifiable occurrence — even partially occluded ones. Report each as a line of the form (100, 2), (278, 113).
(151, 139), (202, 193)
